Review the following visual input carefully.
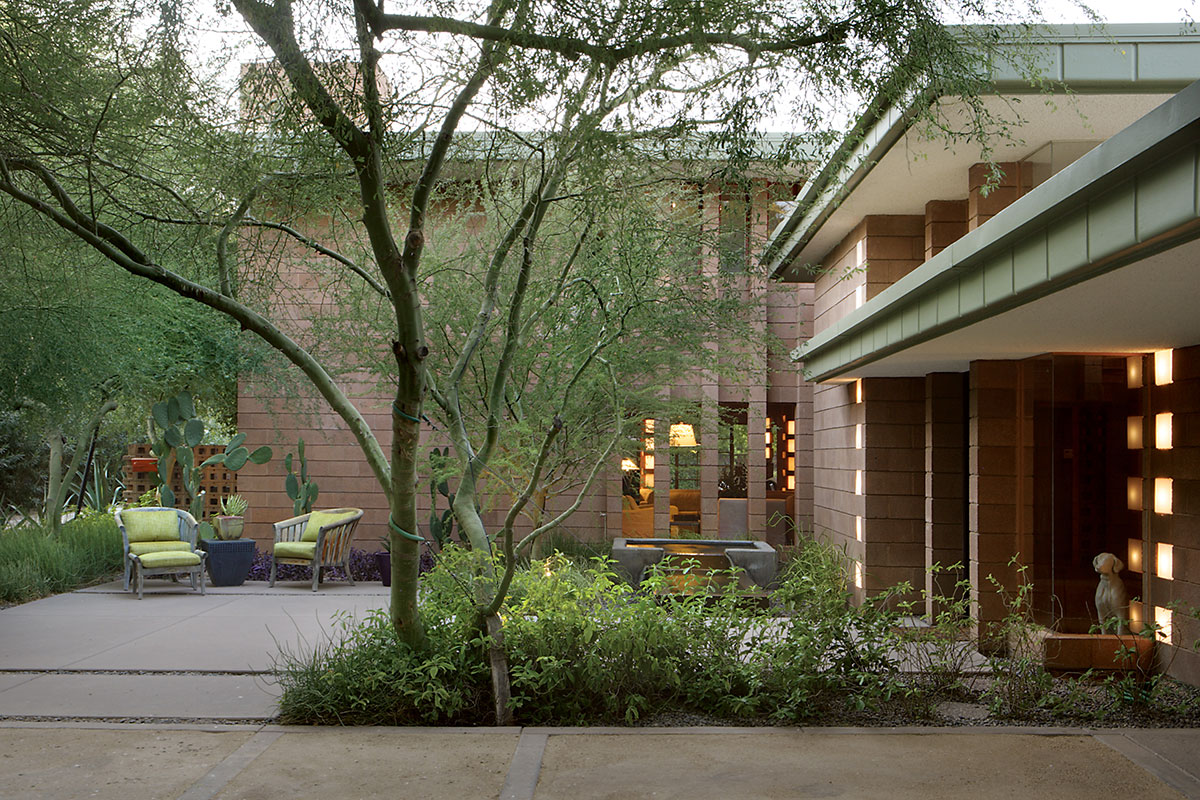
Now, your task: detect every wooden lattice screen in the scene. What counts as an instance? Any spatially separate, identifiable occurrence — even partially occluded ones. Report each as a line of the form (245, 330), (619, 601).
(122, 443), (237, 520)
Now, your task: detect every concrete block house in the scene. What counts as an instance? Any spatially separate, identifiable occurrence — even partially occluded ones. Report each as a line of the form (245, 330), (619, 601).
(761, 25), (1200, 682)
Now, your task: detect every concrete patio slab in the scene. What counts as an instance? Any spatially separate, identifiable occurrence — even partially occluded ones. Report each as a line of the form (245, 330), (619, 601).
(212, 729), (517, 800)
(532, 732), (1187, 800)
(0, 614), (183, 670)
(0, 674), (279, 719)
(0, 727), (253, 800)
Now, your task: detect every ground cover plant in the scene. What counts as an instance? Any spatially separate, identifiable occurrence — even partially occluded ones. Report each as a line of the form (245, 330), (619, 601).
(0, 516), (123, 605)
(275, 538), (1200, 727)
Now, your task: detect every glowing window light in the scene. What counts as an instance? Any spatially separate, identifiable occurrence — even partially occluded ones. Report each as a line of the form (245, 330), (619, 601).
(787, 420), (796, 437)
(1130, 600), (1144, 633)
(643, 454), (654, 471)
(855, 469), (863, 495)
(855, 379), (863, 404)
(1156, 413), (1173, 450)
(854, 284), (866, 309)
(620, 458), (637, 471)
(765, 447), (772, 460)
(1126, 416), (1143, 449)
(855, 516), (863, 542)
(644, 419), (654, 433)
(1155, 478), (1173, 515)
(1158, 543), (1174, 581)
(1127, 477), (1142, 511)
(1127, 538), (1142, 573)
(787, 456), (795, 472)
(1155, 349), (1173, 386)
(855, 423), (863, 450)
(1155, 606), (1174, 644)
(787, 474), (795, 490)
(854, 561), (863, 589)
(1127, 356), (1143, 389)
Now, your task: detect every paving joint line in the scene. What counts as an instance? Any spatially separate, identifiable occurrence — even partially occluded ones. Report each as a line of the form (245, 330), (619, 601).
(0, 668), (274, 676)
(1094, 732), (1200, 800)
(175, 727), (282, 800)
(500, 729), (548, 800)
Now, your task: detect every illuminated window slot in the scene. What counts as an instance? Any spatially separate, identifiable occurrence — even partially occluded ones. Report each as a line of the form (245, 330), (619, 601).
(1155, 349), (1173, 386)
(1127, 478), (1142, 511)
(855, 423), (863, 450)
(1126, 416), (1142, 449)
(1154, 478), (1173, 515)
(1127, 538), (1142, 573)
(855, 516), (863, 542)
(855, 469), (863, 496)
(1155, 606), (1174, 644)
(1157, 542), (1174, 581)
(1127, 356), (1143, 389)
(1156, 413), (1173, 450)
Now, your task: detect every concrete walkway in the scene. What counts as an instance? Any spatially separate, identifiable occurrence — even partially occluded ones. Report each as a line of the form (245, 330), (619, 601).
(1, 580), (1199, 799)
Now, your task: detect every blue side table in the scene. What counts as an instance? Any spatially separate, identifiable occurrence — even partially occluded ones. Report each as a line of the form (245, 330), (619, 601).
(199, 538), (257, 586)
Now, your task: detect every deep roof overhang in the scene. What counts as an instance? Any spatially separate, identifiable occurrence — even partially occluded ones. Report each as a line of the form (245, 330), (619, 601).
(790, 77), (1200, 382)
(760, 24), (1200, 282)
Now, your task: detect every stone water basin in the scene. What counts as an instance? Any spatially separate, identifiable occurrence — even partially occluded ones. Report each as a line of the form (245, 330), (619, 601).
(610, 538), (777, 593)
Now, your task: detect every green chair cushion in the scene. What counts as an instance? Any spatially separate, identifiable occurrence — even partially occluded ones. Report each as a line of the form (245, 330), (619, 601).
(129, 541), (192, 556)
(123, 510), (182, 543)
(301, 510), (356, 542)
(275, 541), (317, 560)
(134, 551), (201, 569)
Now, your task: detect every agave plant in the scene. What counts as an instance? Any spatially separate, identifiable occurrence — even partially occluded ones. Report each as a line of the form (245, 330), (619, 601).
(219, 494), (248, 517)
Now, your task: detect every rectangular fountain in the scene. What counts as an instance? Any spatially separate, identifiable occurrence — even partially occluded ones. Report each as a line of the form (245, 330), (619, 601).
(610, 538), (777, 592)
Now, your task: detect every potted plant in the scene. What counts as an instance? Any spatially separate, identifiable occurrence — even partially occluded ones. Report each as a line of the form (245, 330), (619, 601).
(213, 494), (247, 540)
(375, 538), (391, 587)
(200, 494), (257, 586)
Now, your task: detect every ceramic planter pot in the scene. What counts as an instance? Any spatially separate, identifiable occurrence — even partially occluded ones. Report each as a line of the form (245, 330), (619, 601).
(213, 516), (245, 540)
(199, 538), (256, 586)
(375, 551), (391, 586)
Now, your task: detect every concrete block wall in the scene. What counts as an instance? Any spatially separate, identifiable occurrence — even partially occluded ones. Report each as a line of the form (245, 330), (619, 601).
(924, 200), (968, 261)
(812, 381), (863, 595)
(1149, 344), (1200, 684)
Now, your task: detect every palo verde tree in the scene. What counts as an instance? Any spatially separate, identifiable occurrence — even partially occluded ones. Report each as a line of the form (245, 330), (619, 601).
(0, 0), (1058, 715)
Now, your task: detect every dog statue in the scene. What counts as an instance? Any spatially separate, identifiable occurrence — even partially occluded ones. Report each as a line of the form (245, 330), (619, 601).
(1093, 552), (1130, 635)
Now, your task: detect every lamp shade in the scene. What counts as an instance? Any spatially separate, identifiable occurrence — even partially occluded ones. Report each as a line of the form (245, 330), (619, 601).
(669, 423), (697, 447)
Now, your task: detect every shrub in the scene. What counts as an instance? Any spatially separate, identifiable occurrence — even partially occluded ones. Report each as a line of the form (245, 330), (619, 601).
(275, 539), (912, 726)
(0, 516), (122, 604)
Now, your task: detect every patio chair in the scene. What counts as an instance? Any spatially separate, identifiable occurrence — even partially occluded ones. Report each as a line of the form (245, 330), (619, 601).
(115, 507), (206, 599)
(269, 508), (364, 591)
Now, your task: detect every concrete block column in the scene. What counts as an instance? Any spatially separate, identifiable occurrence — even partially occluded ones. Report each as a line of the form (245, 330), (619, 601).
(925, 372), (968, 616)
(969, 360), (1023, 649)
(968, 162), (1032, 231)
(862, 377), (925, 599)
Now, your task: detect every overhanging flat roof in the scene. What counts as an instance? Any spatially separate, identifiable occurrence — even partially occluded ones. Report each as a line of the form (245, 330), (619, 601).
(761, 24), (1200, 281)
(791, 78), (1200, 381)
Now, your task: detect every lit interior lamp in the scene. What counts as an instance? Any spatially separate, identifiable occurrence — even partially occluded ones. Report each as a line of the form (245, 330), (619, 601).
(1127, 356), (1143, 389)
(1155, 478), (1173, 515)
(1155, 349), (1173, 386)
(856, 515), (863, 542)
(669, 423), (697, 448)
(1158, 542), (1174, 581)
(620, 458), (637, 471)
(1127, 478), (1142, 511)
(1127, 538), (1142, 572)
(855, 469), (863, 495)
(1126, 416), (1143, 449)
(856, 423), (863, 450)
(1155, 606), (1173, 643)
(1156, 413), (1173, 450)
